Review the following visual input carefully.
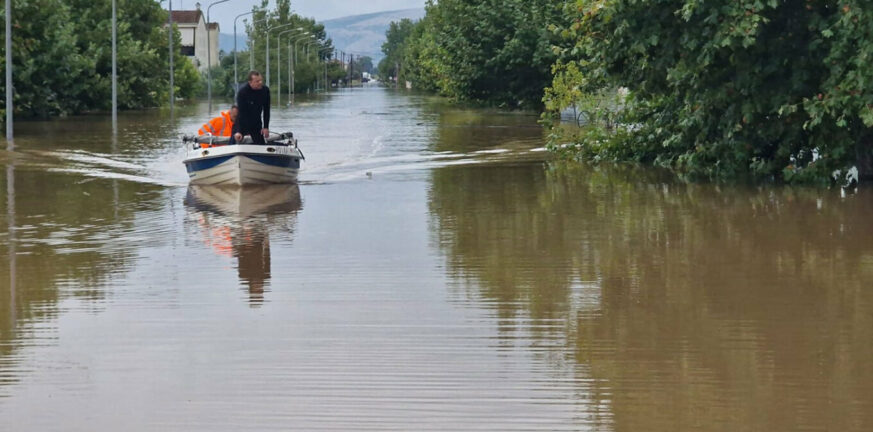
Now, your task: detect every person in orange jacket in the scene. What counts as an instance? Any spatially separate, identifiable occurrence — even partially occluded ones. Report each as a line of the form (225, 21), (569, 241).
(197, 105), (238, 146)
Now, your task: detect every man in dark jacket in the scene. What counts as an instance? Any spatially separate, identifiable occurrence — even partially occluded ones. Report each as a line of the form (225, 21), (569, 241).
(232, 70), (271, 144)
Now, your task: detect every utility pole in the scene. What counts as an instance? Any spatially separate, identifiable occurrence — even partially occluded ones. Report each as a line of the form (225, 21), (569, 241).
(168, 0), (174, 116)
(264, 23), (299, 90)
(5, 0), (13, 143)
(233, 11), (253, 99)
(341, 52), (346, 87)
(291, 34), (311, 100)
(112, 0), (117, 134)
(276, 28), (305, 107)
(5, 0), (13, 315)
(287, 43), (291, 102)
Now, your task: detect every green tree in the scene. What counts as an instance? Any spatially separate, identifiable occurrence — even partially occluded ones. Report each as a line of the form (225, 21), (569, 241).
(388, 0), (561, 108)
(0, 0), (200, 121)
(400, 15), (447, 94)
(379, 18), (416, 81)
(246, 0), (333, 95)
(0, 0), (90, 118)
(545, 0), (873, 183)
(173, 52), (201, 100)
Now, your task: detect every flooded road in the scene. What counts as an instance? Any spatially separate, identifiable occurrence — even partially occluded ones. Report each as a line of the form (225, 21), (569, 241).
(1, 86), (872, 431)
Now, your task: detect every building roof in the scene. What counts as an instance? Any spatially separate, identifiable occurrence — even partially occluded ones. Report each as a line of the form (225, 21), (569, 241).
(170, 10), (203, 24)
(207, 23), (219, 30)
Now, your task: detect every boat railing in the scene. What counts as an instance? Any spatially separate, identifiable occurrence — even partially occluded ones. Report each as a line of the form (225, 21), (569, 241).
(182, 132), (297, 150)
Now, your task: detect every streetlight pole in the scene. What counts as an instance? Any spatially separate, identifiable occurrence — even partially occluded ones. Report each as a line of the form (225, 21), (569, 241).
(322, 47), (333, 91)
(233, 10), (253, 99)
(168, 0), (174, 116)
(340, 51), (345, 87)
(304, 42), (329, 92)
(288, 42), (292, 102)
(248, 16), (268, 73)
(5, 0), (12, 144)
(5, 0), (13, 319)
(265, 22), (297, 89)
(302, 41), (318, 91)
(248, 19), (254, 71)
(112, 0), (117, 134)
(206, 0), (230, 113)
(276, 28), (305, 107)
(290, 34), (313, 100)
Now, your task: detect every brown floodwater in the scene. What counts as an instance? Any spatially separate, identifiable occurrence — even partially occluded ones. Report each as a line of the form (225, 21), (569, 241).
(0, 86), (871, 431)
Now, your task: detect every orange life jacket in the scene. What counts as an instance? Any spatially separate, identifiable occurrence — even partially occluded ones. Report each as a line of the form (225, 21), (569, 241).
(197, 111), (234, 145)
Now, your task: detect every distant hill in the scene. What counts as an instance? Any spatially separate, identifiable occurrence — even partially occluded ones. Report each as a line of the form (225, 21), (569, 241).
(217, 8), (426, 61)
(323, 8), (425, 63)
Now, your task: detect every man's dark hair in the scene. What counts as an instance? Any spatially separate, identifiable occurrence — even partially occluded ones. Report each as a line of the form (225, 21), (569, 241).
(230, 104), (238, 110)
(247, 71), (262, 82)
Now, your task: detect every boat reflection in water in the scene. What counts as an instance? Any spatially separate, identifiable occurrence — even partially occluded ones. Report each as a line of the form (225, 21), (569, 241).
(184, 184), (302, 306)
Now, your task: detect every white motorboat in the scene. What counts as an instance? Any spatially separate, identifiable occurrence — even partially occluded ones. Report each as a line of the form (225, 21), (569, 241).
(182, 132), (304, 185)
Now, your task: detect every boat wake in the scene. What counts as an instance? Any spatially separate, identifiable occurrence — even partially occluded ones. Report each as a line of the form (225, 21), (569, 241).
(300, 140), (548, 184)
(19, 149), (189, 187)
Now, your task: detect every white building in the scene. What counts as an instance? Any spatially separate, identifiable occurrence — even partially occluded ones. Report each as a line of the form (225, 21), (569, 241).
(170, 5), (220, 70)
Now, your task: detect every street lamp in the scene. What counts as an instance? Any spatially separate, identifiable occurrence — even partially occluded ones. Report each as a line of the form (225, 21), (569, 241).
(319, 47), (333, 92)
(265, 22), (298, 87)
(246, 16), (278, 82)
(338, 50), (346, 87)
(303, 41), (322, 59)
(168, 0), (174, 116)
(276, 28), (305, 106)
(301, 41), (316, 92)
(233, 10), (253, 98)
(206, 0), (230, 113)
(246, 19), (255, 71)
(6, 0), (13, 143)
(290, 34), (314, 99)
(248, 16), (268, 73)
(303, 42), (328, 92)
(112, 0), (117, 134)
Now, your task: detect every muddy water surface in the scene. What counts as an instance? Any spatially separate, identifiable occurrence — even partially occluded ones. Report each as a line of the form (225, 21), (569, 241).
(0, 86), (871, 431)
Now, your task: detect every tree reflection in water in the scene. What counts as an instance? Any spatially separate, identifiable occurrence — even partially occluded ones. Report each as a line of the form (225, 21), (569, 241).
(184, 185), (302, 306)
(429, 162), (873, 431)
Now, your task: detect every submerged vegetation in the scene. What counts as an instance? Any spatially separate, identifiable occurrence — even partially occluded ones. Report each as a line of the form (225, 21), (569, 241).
(386, 0), (873, 183)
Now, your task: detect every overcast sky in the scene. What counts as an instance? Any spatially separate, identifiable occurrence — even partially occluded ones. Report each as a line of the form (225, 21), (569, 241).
(170, 0), (427, 33)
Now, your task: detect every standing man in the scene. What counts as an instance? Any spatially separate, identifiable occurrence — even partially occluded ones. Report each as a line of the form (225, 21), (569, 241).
(232, 70), (270, 144)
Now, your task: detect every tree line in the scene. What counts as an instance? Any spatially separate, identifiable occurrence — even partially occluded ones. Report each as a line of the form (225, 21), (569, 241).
(383, 0), (873, 183)
(0, 0), (352, 122)
(205, 0), (348, 100)
(0, 0), (200, 120)
(379, 0), (561, 110)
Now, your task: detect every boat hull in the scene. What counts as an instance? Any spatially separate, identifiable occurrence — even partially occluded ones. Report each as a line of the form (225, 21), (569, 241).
(184, 144), (302, 186)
